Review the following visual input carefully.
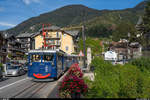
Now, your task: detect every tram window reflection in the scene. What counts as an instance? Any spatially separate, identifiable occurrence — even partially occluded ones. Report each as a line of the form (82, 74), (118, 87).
(43, 54), (54, 62)
(31, 54), (41, 62)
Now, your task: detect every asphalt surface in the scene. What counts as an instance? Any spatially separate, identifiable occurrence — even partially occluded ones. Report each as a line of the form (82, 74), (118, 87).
(0, 74), (58, 98)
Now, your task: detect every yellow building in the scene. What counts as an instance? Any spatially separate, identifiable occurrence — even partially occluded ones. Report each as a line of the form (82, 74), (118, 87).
(32, 26), (79, 55)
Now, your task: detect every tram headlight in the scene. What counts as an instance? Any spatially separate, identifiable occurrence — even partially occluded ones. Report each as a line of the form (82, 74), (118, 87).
(51, 62), (55, 66)
(30, 63), (32, 66)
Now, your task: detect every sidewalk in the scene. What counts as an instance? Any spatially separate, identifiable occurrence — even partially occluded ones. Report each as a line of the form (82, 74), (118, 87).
(47, 72), (68, 98)
(48, 83), (59, 98)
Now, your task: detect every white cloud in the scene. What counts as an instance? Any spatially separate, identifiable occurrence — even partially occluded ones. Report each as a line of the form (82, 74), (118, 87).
(22, 0), (41, 5)
(0, 22), (16, 27)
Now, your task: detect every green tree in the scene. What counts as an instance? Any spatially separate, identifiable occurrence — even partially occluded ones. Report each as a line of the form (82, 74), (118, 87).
(8, 53), (12, 59)
(112, 22), (136, 42)
(85, 56), (150, 98)
(78, 37), (102, 56)
(138, 0), (150, 48)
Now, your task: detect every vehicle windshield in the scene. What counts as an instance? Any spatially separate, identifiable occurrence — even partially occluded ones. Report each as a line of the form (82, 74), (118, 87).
(7, 65), (19, 69)
(30, 53), (54, 62)
(43, 54), (54, 62)
(30, 54), (41, 62)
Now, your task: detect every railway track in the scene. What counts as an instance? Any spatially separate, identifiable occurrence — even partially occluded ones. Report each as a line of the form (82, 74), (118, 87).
(11, 82), (48, 98)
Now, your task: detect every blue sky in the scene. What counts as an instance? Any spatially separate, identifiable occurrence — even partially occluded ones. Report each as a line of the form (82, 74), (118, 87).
(0, 0), (144, 31)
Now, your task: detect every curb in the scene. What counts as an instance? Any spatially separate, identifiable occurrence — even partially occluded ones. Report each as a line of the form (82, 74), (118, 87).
(46, 72), (68, 98)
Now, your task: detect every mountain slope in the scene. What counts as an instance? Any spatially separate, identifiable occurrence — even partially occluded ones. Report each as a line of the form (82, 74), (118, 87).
(5, 1), (146, 35)
(6, 5), (104, 35)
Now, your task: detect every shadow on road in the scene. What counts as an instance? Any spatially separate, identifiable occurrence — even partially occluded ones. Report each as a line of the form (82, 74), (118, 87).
(0, 77), (10, 82)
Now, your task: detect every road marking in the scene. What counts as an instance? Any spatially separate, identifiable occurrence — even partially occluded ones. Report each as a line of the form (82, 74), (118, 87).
(0, 77), (29, 90)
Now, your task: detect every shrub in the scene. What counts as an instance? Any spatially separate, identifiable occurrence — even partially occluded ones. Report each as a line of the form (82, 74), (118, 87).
(59, 75), (88, 98)
(58, 63), (88, 98)
(85, 56), (150, 98)
(129, 57), (150, 71)
(68, 63), (83, 78)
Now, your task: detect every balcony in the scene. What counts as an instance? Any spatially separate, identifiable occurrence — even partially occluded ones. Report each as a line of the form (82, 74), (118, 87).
(18, 40), (30, 44)
(8, 41), (16, 45)
(0, 49), (7, 54)
(45, 35), (61, 40)
(43, 42), (61, 47)
(8, 47), (26, 53)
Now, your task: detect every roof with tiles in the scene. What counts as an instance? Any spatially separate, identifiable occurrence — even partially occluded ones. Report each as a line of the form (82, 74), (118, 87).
(64, 30), (79, 37)
(16, 32), (35, 38)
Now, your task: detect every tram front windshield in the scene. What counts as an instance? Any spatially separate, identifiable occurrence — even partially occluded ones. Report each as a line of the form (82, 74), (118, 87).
(43, 54), (54, 62)
(30, 54), (54, 62)
(31, 54), (41, 62)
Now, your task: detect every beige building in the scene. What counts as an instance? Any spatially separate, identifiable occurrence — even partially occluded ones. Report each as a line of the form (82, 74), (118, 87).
(32, 26), (79, 55)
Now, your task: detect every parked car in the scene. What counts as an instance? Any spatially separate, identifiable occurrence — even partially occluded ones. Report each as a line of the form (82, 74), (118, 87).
(5, 64), (26, 76)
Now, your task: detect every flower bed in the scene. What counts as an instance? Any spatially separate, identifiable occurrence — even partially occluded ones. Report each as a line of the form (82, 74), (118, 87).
(58, 63), (88, 98)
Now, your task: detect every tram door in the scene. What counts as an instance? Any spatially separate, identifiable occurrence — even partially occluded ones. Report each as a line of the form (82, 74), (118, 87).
(41, 54), (54, 75)
(57, 53), (63, 77)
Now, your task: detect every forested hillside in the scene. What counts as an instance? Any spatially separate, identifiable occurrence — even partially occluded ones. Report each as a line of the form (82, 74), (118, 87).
(4, 1), (146, 37)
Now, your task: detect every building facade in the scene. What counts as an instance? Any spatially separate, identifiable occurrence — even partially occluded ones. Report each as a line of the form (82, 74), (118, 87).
(109, 41), (142, 60)
(16, 33), (35, 53)
(4, 34), (26, 60)
(0, 33), (7, 64)
(32, 26), (79, 55)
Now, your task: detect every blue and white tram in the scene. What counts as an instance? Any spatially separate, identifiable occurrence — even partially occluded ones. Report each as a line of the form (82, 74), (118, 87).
(27, 49), (67, 81)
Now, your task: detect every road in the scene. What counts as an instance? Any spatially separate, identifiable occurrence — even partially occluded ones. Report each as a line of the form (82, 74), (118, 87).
(0, 74), (59, 98)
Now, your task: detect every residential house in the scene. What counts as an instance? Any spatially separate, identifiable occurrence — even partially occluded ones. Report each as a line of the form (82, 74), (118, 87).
(4, 34), (26, 60)
(16, 33), (35, 53)
(0, 33), (7, 64)
(32, 25), (79, 55)
(109, 41), (142, 60)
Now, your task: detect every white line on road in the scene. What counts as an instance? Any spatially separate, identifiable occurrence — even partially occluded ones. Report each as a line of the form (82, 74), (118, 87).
(0, 77), (30, 90)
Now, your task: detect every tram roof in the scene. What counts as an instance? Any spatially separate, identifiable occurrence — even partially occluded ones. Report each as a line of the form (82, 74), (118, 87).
(28, 49), (65, 54)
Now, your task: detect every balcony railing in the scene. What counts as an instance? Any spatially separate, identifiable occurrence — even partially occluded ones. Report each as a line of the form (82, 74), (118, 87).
(43, 42), (61, 47)
(0, 49), (7, 54)
(45, 35), (61, 40)
(18, 40), (30, 44)
(8, 47), (26, 52)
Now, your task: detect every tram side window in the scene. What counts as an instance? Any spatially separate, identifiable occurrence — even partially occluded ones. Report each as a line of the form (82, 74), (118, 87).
(31, 54), (41, 62)
(43, 54), (54, 62)
(57, 54), (62, 61)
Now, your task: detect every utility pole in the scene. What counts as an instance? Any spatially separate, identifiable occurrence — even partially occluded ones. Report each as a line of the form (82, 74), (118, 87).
(82, 11), (86, 69)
